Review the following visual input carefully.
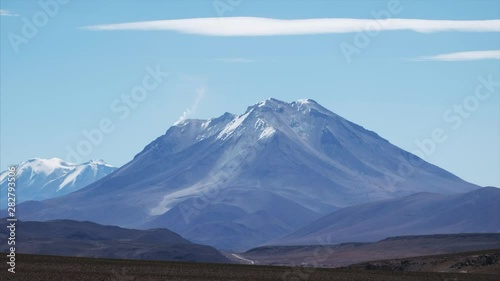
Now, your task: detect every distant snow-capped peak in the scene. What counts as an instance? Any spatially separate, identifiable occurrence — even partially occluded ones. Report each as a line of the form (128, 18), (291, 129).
(19, 158), (73, 175)
(0, 158), (117, 204)
(13, 158), (113, 177)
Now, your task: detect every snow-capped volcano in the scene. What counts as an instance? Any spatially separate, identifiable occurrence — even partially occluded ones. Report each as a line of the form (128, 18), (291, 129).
(17, 99), (478, 250)
(0, 158), (116, 205)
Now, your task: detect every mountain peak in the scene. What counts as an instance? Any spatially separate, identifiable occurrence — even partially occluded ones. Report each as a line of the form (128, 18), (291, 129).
(253, 98), (318, 108)
(16, 98), (479, 250)
(81, 159), (113, 167)
(242, 98), (325, 118)
(173, 99), (328, 133)
(294, 98), (317, 104)
(1, 158), (117, 204)
(21, 158), (73, 175)
(21, 158), (113, 171)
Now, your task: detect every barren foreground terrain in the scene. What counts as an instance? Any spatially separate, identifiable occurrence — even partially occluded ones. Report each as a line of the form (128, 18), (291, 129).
(1, 253), (499, 281)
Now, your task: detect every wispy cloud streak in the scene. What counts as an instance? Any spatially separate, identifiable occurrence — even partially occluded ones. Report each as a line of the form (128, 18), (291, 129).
(0, 9), (19, 17)
(215, 58), (254, 63)
(81, 17), (500, 36)
(414, 50), (500, 61)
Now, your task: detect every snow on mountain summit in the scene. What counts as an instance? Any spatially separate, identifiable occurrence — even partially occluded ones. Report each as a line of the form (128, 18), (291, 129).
(0, 158), (116, 205)
(20, 158), (73, 175)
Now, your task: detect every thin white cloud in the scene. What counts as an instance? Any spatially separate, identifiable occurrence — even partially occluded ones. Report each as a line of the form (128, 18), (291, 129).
(175, 87), (206, 125)
(414, 50), (500, 61)
(0, 9), (19, 17)
(81, 17), (500, 36)
(215, 58), (254, 63)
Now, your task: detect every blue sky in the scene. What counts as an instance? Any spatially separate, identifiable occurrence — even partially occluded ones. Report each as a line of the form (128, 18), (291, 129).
(1, 0), (499, 187)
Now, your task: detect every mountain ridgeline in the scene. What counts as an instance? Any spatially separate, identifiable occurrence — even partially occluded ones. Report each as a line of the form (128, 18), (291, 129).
(16, 98), (479, 250)
(0, 158), (116, 208)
